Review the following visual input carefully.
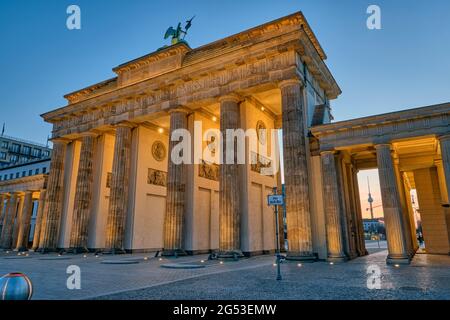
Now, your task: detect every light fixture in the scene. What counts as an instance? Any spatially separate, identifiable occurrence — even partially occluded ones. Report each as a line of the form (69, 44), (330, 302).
(83, 254), (87, 258)
(297, 263), (302, 267)
(212, 116), (217, 122)
(200, 260), (205, 263)
(394, 264), (400, 268)
(261, 107), (265, 112)
(219, 261), (224, 265)
(329, 262), (334, 265)
(144, 257), (148, 261)
(158, 128), (164, 134)
(159, 258), (163, 261)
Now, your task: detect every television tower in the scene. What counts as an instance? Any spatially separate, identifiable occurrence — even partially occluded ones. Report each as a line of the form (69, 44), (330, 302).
(367, 177), (374, 219)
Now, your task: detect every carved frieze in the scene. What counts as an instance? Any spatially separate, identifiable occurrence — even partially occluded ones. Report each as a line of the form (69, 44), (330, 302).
(198, 160), (219, 181)
(147, 168), (167, 187)
(250, 152), (273, 176)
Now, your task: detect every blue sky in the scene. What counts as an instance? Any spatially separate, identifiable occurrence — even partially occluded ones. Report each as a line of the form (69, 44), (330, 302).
(0, 0), (449, 146)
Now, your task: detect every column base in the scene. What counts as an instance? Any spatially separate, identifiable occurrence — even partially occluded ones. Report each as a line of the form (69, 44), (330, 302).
(37, 248), (59, 254)
(327, 255), (348, 263)
(217, 250), (244, 260)
(162, 249), (187, 257)
(16, 247), (29, 253)
(67, 247), (89, 254)
(103, 248), (127, 255)
(386, 256), (411, 265)
(285, 252), (317, 262)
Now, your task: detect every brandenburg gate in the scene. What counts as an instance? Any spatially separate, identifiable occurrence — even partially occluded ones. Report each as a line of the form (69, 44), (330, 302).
(9, 12), (447, 264)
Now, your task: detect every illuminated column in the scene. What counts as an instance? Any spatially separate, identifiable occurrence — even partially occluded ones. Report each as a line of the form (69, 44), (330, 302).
(375, 144), (410, 264)
(0, 194), (18, 249)
(218, 95), (243, 257)
(15, 191), (34, 251)
(351, 168), (368, 256)
(31, 190), (46, 251)
(321, 151), (347, 262)
(280, 79), (315, 260)
(38, 139), (69, 252)
(104, 123), (133, 253)
(163, 110), (189, 256)
(69, 133), (97, 253)
(439, 135), (450, 202)
(0, 194), (7, 230)
(438, 135), (450, 250)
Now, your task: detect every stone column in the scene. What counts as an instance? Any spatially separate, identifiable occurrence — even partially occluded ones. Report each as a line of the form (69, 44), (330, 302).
(393, 156), (414, 257)
(280, 79), (315, 260)
(321, 151), (347, 262)
(439, 135), (450, 202)
(31, 190), (46, 251)
(11, 195), (24, 248)
(218, 95), (243, 257)
(163, 110), (189, 256)
(69, 133), (97, 253)
(38, 139), (69, 252)
(351, 168), (368, 256)
(438, 135), (450, 251)
(0, 194), (7, 232)
(0, 194), (18, 249)
(105, 123), (133, 253)
(375, 144), (410, 264)
(15, 191), (34, 251)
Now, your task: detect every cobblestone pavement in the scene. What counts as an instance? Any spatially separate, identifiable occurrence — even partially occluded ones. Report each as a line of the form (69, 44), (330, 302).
(1, 248), (449, 300)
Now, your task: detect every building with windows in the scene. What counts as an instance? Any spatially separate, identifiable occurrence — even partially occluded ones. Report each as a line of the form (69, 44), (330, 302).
(0, 137), (50, 251)
(0, 135), (52, 168)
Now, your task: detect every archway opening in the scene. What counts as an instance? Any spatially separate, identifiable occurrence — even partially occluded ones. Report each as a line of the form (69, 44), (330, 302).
(357, 169), (387, 253)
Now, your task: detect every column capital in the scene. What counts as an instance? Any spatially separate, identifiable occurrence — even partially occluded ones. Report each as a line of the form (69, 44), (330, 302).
(320, 149), (337, 156)
(168, 107), (191, 115)
(219, 93), (243, 104)
(374, 143), (392, 150)
(278, 78), (303, 90)
(114, 121), (136, 129)
(80, 131), (100, 139)
(438, 134), (450, 143)
(50, 137), (71, 145)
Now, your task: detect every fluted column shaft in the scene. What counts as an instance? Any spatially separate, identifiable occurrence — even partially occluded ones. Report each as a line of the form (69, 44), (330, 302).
(439, 135), (450, 202)
(0, 194), (18, 249)
(219, 95), (242, 255)
(163, 111), (188, 255)
(321, 151), (347, 261)
(69, 134), (96, 252)
(38, 139), (69, 251)
(16, 191), (34, 251)
(31, 190), (46, 251)
(375, 144), (410, 264)
(0, 194), (7, 230)
(280, 79), (314, 260)
(105, 124), (133, 252)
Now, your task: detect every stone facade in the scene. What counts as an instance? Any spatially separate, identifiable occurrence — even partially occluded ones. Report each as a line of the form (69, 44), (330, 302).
(2, 11), (446, 265)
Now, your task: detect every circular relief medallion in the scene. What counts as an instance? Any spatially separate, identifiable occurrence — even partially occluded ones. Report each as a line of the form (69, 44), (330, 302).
(152, 141), (166, 162)
(256, 120), (267, 145)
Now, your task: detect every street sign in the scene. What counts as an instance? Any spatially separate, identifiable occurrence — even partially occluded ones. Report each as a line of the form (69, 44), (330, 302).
(268, 194), (284, 206)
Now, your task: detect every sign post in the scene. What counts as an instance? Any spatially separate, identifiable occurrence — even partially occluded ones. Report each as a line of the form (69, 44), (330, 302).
(268, 187), (284, 281)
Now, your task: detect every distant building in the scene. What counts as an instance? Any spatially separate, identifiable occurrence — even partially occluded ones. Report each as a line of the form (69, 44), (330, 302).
(0, 135), (52, 168)
(363, 218), (385, 233)
(0, 136), (51, 250)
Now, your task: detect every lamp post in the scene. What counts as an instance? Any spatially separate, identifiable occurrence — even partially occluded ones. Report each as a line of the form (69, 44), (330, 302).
(268, 187), (283, 281)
